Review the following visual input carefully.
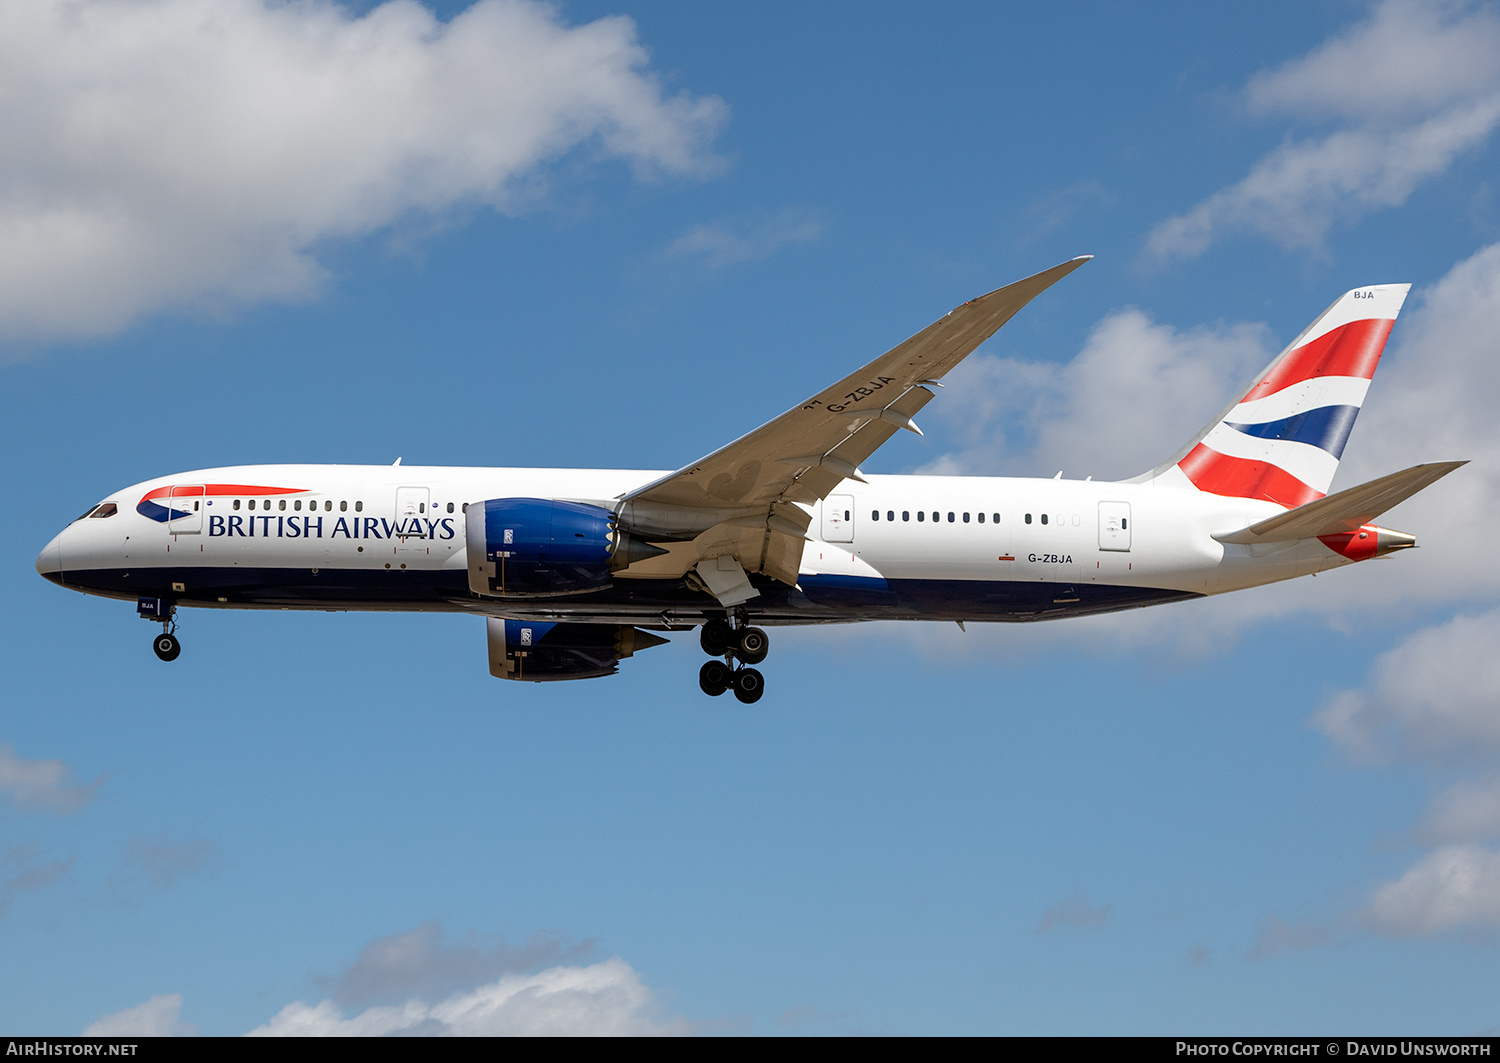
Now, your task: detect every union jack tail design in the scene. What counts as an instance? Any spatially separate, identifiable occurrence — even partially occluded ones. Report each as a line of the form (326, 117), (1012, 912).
(1146, 284), (1410, 508)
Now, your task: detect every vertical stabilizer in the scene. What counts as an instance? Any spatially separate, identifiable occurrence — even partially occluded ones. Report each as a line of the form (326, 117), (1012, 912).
(1139, 284), (1410, 508)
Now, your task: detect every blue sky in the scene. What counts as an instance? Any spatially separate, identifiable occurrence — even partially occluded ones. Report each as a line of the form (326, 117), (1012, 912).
(3, 0), (1500, 1035)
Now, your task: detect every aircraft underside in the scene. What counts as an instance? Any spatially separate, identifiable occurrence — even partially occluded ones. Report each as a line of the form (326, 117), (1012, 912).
(48, 565), (1200, 625)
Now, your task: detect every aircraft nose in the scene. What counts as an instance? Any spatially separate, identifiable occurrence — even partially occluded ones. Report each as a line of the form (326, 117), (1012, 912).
(35, 532), (64, 584)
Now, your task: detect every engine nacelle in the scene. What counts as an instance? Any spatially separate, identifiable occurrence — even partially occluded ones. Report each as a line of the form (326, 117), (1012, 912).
(467, 498), (618, 597)
(486, 619), (669, 681)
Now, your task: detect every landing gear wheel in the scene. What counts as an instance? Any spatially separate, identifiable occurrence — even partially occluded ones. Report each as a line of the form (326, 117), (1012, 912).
(732, 667), (764, 704)
(698, 659), (731, 696)
(699, 618), (733, 657)
(735, 626), (769, 665)
(153, 633), (181, 662)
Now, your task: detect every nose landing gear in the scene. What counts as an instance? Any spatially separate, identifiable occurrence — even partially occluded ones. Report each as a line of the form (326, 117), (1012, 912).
(138, 597), (181, 662)
(153, 630), (181, 662)
(697, 615), (767, 703)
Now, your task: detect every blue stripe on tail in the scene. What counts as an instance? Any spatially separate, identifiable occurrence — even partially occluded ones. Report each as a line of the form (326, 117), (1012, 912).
(1226, 404), (1361, 459)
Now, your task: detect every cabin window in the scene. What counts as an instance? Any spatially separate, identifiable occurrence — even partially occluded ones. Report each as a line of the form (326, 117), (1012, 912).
(1025, 513), (1032, 524)
(993, 513), (1001, 524)
(917, 511), (925, 522)
(1041, 513), (1048, 525)
(324, 501), (332, 511)
(1121, 518), (1128, 529)
(901, 511), (909, 521)
(886, 510), (894, 521)
(355, 501), (363, 512)
(947, 512), (955, 523)
(232, 499), (241, 511)
(978, 512), (985, 523)
(294, 500), (302, 511)
(279, 499), (287, 511)
(963, 512), (970, 523)
(340, 500), (347, 512)
(871, 510), (879, 521)
(447, 502), (455, 513)
(463, 503), (469, 513)
(88, 503), (118, 519)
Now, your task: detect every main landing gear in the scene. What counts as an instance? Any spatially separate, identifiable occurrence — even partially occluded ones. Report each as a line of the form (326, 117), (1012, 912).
(138, 597), (181, 662)
(697, 616), (768, 703)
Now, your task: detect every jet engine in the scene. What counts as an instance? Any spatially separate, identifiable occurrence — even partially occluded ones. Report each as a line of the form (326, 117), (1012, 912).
(466, 498), (663, 598)
(486, 619), (670, 681)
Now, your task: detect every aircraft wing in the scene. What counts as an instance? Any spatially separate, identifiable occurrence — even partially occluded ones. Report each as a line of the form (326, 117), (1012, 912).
(616, 256), (1091, 592)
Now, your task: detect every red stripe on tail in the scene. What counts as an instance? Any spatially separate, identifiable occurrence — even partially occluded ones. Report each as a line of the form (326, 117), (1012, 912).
(1243, 318), (1393, 401)
(1178, 444), (1324, 508)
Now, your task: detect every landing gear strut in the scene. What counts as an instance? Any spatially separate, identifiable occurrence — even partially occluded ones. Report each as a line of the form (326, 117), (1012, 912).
(697, 615), (767, 703)
(138, 597), (181, 662)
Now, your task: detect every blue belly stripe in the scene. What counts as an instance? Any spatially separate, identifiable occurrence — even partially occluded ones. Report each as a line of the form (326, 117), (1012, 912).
(47, 565), (1200, 623)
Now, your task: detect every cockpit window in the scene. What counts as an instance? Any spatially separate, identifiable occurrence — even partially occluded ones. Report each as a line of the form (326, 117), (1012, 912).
(75, 502), (118, 521)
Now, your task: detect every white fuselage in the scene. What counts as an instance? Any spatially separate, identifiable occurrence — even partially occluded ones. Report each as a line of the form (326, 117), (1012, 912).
(37, 463), (1359, 628)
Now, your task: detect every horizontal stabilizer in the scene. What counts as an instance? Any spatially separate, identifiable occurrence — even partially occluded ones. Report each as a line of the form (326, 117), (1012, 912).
(1215, 461), (1466, 544)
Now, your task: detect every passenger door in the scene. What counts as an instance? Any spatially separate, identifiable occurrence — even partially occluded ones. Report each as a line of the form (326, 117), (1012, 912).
(168, 485), (204, 534)
(822, 494), (855, 543)
(1098, 501), (1131, 551)
(395, 487), (430, 558)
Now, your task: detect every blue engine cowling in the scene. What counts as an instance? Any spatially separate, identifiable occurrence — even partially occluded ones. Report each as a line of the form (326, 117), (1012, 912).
(486, 619), (670, 681)
(467, 498), (617, 597)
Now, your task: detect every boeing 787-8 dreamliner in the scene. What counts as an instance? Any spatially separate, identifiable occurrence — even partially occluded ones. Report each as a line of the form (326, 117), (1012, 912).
(36, 258), (1462, 702)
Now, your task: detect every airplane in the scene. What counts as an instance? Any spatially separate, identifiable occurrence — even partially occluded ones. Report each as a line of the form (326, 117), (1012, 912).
(35, 257), (1463, 702)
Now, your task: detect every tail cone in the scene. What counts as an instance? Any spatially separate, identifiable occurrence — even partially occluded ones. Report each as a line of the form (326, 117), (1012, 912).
(1375, 527), (1417, 555)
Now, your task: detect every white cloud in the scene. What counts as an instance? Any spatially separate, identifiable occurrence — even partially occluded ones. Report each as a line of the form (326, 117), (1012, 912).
(1420, 777), (1500, 843)
(0, 742), (99, 813)
(249, 958), (688, 1036)
(924, 308), (1271, 481)
(83, 994), (194, 1037)
(1145, 102), (1500, 260)
(1147, 0), (1500, 262)
(1313, 608), (1500, 761)
(0, 0), (726, 344)
(1245, 0), (1500, 120)
(667, 209), (822, 269)
(1366, 845), (1500, 935)
(322, 921), (592, 1009)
